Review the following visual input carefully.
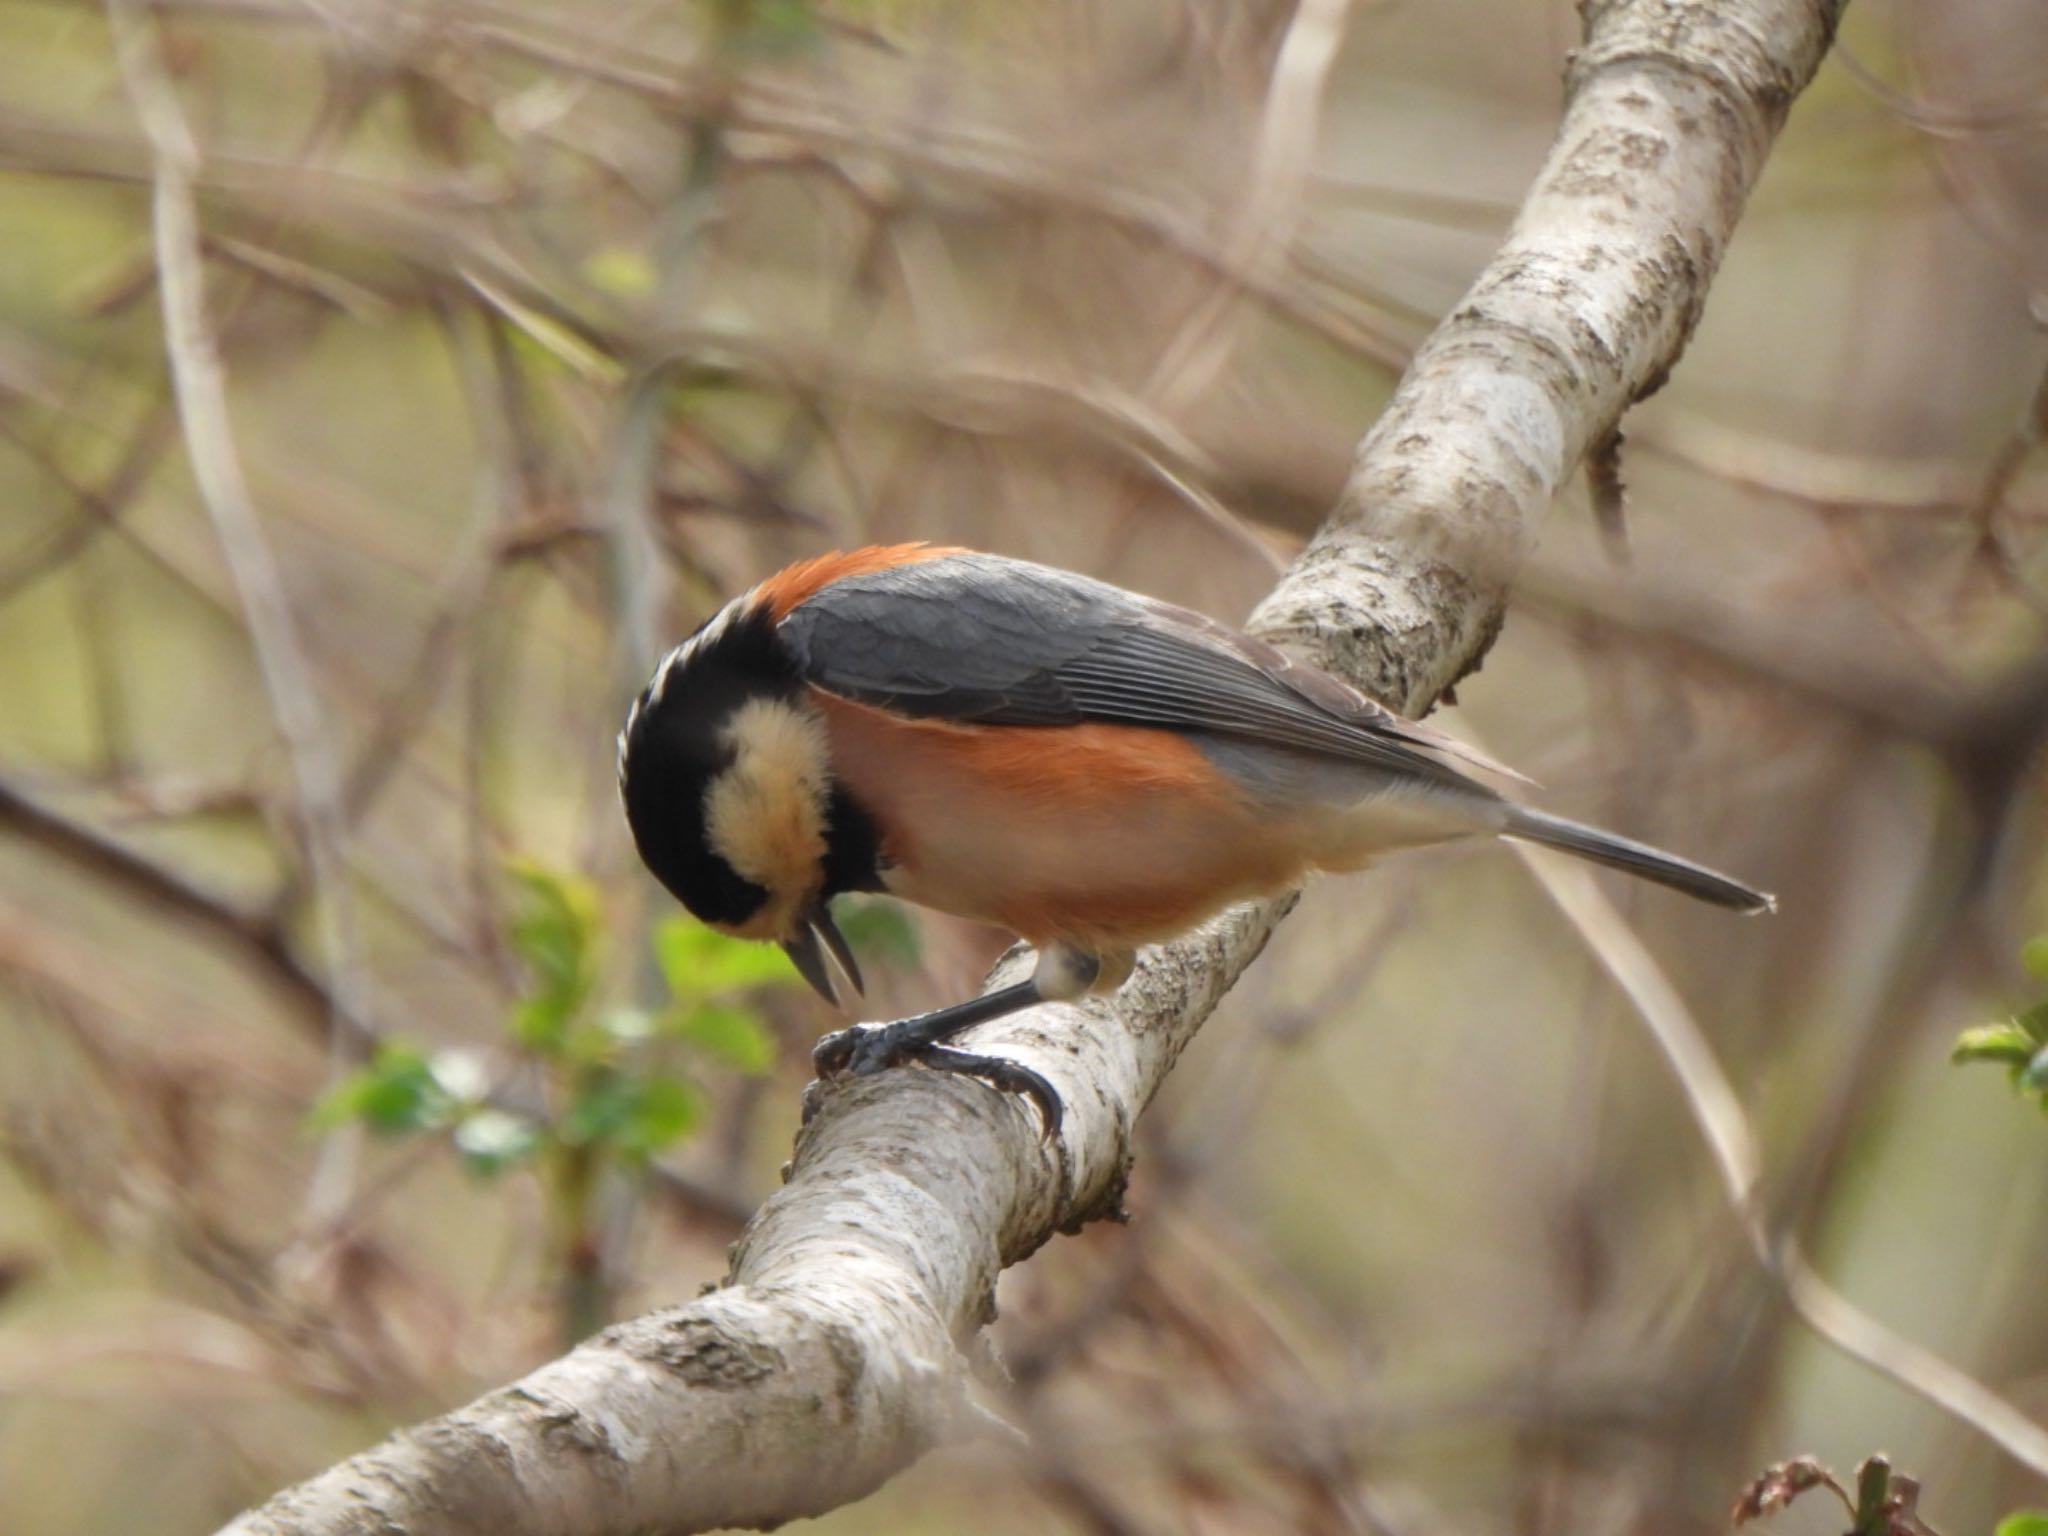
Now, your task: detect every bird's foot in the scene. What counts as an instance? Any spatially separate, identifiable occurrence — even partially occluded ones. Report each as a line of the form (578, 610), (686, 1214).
(812, 1019), (1062, 1140)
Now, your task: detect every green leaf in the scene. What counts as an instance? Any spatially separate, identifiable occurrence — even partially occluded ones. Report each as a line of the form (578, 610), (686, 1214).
(582, 247), (656, 298)
(655, 917), (796, 999)
(511, 995), (574, 1052)
(2020, 1047), (2048, 1096)
(311, 1039), (457, 1137)
(673, 1003), (776, 1075)
(1952, 1023), (2039, 1068)
(834, 898), (922, 967)
(2022, 936), (2048, 980)
(506, 860), (604, 1051)
(729, 0), (819, 54)
(559, 1072), (639, 1148)
(2019, 1000), (2048, 1046)
(559, 1072), (704, 1158)
(623, 1075), (703, 1156)
(307, 1076), (360, 1132)
(454, 1109), (543, 1177)
(1994, 1514), (2048, 1536)
(507, 860), (601, 989)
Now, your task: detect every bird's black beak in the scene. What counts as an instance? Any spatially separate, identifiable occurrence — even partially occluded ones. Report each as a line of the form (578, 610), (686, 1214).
(782, 901), (864, 1009)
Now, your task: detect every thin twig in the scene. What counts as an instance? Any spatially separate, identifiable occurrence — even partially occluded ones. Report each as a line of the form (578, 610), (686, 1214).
(107, 0), (375, 1233)
(1514, 842), (2048, 1479)
(1145, 0), (1357, 414)
(339, 306), (511, 824)
(0, 407), (182, 604)
(0, 774), (369, 1051)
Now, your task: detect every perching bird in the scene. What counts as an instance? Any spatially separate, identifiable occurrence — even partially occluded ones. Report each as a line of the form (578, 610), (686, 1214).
(617, 544), (1771, 1130)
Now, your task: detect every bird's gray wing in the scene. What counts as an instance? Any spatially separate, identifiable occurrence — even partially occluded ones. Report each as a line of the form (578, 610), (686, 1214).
(776, 552), (1502, 790)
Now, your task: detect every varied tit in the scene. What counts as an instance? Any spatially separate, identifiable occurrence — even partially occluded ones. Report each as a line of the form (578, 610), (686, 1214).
(617, 544), (1772, 1131)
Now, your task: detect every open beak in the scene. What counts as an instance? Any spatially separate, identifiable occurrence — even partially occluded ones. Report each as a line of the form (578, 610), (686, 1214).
(781, 901), (865, 1009)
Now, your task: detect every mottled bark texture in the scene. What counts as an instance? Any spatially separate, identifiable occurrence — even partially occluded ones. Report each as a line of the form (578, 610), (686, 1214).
(219, 2), (1846, 1531)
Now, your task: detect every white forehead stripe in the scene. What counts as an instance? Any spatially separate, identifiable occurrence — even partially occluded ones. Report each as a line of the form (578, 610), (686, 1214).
(652, 592), (753, 705)
(616, 593), (756, 794)
(646, 642), (684, 706)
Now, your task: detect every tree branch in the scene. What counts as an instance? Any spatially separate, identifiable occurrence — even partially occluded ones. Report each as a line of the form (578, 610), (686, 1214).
(0, 775), (368, 1052)
(215, 2), (1853, 1531)
(108, 0), (379, 1237)
(1519, 832), (2048, 1476)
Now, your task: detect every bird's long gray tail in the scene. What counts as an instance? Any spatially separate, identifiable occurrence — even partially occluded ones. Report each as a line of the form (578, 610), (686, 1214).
(1502, 806), (1774, 914)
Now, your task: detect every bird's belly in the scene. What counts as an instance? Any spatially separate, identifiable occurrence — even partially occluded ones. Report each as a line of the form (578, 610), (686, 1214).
(879, 813), (1295, 949)
(817, 694), (1304, 948)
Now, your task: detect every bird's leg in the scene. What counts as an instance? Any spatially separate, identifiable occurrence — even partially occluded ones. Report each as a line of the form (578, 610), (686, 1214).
(812, 978), (1043, 1075)
(811, 947), (1102, 1137)
(810, 979), (1057, 1133)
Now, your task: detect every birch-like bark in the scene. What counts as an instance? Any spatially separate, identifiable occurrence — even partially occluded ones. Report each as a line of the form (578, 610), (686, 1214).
(219, 3), (1847, 1531)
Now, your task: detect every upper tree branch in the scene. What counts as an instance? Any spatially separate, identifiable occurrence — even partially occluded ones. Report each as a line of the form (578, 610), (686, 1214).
(217, 3), (1853, 1532)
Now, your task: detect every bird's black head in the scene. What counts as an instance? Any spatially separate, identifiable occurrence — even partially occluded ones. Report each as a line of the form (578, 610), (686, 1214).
(616, 594), (882, 1002)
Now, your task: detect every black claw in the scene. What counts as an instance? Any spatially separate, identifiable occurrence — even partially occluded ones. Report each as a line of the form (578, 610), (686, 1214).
(812, 1026), (858, 1077)
(806, 1021), (1063, 1139)
(910, 1043), (1064, 1141)
(845, 1029), (894, 1076)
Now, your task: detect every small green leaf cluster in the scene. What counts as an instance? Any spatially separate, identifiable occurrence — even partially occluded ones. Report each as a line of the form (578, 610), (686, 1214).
(1950, 936), (2048, 1114)
(312, 1037), (489, 1138)
(315, 860), (798, 1181)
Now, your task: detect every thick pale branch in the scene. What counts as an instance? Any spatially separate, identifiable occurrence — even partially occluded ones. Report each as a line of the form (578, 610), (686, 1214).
(218, 2), (1850, 1531)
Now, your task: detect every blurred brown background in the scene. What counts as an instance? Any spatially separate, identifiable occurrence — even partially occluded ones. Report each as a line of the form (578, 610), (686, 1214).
(2, 0), (2046, 1532)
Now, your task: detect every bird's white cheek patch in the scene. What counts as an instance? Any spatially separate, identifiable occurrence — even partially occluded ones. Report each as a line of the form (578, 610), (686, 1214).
(704, 697), (831, 932)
